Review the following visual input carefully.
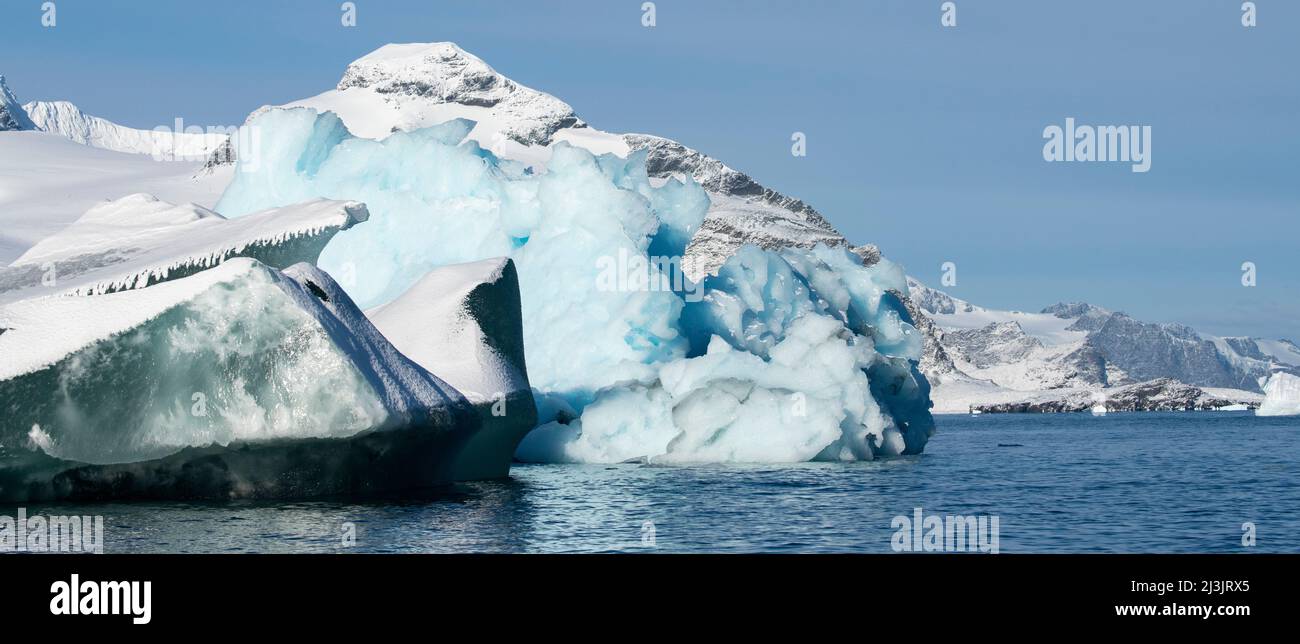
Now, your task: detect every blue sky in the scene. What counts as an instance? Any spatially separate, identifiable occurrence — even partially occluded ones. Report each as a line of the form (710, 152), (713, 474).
(2, 0), (1296, 339)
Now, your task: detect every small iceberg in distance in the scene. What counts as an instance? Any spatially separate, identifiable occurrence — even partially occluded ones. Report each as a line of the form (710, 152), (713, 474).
(1090, 392), (1107, 416)
(1256, 372), (1300, 417)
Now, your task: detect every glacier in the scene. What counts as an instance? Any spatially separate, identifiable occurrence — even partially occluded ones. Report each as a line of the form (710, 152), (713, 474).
(217, 107), (935, 463)
(1257, 372), (1300, 417)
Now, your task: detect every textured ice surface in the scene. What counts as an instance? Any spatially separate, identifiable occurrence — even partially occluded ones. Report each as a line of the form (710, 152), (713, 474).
(368, 257), (537, 479)
(520, 246), (932, 463)
(0, 194), (367, 305)
(0, 258), (473, 468)
(368, 257), (529, 403)
(1257, 372), (1300, 417)
(217, 108), (934, 463)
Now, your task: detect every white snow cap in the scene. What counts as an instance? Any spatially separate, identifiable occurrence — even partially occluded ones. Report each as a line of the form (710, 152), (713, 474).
(23, 100), (228, 159)
(268, 42), (587, 152)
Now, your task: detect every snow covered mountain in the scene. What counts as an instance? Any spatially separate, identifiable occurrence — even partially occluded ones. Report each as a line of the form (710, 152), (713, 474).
(906, 278), (1300, 412)
(0, 75), (36, 131)
(208, 42), (848, 278)
(24, 99), (226, 159)
(199, 42), (1293, 417)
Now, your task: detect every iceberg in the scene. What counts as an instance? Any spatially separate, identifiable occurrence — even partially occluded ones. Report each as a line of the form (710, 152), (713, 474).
(0, 193), (368, 306)
(1257, 372), (1300, 417)
(0, 258), (484, 501)
(216, 107), (935, 463)
(369, 257), (536, 479)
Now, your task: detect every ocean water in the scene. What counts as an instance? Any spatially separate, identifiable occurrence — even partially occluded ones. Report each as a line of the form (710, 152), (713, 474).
(14, 411), (1300, 553)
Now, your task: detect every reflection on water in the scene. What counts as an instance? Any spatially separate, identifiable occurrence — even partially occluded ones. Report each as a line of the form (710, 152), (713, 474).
(10, 412), (1300, 553)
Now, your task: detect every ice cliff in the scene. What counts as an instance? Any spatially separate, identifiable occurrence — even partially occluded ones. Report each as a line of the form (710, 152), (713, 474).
(369, 257), (537, 478)
(1257, 372), (1300, 417)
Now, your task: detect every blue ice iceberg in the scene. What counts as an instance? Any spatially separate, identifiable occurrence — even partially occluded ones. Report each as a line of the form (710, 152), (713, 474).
(217, 107), (935, 463)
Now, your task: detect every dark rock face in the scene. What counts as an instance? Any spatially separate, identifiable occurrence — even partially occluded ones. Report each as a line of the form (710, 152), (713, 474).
(1085, 313), (1264, 391)
(1055, 344), (1112, 387)
(1041, 302), (1095, 318)
(624, 134), (832, 227)
(1223, 337), (1268, 361)
(944, 322), (1041, 369)
(906, 279), (967, 316)
(624, 133), (849, 279)
(0, 75), (37, 132)
(892, 288), (957, 381)
(849, 244), (881, 267)
(971, 378), (1258, 414)
(199, 137), (236, 173)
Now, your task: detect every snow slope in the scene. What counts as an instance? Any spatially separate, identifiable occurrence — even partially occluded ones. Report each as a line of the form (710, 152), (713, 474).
(24, 100), (227, 160)
(0, 131), (232, 265)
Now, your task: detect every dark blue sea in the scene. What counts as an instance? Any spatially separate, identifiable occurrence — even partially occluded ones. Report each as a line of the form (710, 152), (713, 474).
(15, 411), (1299, 553)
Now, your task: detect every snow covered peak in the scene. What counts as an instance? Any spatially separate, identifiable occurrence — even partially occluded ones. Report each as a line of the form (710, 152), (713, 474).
(320, 41), (583, 146)
(906, 277), (978, 316)
(340, 42), (509, 98)
(23, 99), (227, 159)
(0, 75), (37, 131)
(214, 43), (854, 280)
(1041, 302), (1099, 318)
